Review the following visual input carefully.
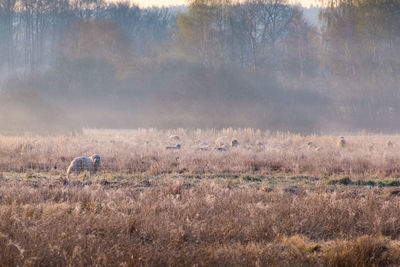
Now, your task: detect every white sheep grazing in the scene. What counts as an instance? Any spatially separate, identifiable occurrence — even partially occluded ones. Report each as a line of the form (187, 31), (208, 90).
(215, 136), (227, 147)
(67, 154), (101, 177)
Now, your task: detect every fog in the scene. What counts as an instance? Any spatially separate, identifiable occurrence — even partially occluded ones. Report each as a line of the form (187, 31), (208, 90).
(0, 0), (399, 134)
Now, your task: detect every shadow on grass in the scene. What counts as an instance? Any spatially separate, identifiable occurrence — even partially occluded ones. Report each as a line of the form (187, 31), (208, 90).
(328, 176), (400, 187)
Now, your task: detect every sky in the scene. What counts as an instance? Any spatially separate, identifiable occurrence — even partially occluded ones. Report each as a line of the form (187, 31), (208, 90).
(134, 0), (318, 8)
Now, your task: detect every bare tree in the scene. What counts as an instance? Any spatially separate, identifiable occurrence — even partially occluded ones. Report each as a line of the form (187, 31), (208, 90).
(0, 0), (17, 74)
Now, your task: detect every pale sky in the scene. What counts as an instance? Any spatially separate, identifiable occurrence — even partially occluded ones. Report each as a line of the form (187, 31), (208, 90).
(133, 0), (318, 8)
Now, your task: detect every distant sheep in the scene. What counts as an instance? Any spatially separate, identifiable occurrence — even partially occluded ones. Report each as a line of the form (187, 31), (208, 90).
(307, 142), (314, 149)
(19, 143), (34, 153)
(166, 144), (181, 150)
(338, 137), (346, 148)
(231, 139), (239, 147)
(169, 135), (180, 141)
(387, 140), (394, 148)
(198, 142), (209, 151)
(215, 137), (227, 147)
(199, 142), (208, 147)
(307, 142), (321, 151)
(67, 154), (101, 177)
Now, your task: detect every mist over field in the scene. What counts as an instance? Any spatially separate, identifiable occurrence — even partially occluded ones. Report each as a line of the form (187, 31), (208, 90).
(2, 2), (400, 265)
(0, 0), (399, 134)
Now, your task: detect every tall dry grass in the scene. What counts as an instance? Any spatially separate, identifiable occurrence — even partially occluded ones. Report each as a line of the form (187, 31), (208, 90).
(0, 129), (400, 177)
(1, 178), (400, 266)
(2, 128), (400, 265)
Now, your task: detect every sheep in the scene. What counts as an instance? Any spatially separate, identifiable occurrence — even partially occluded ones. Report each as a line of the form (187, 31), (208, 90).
(337, 136), (346, 148)
(314, 146), (322, 152)
(215, 137), (235, 151)
(215, 136), (227, 147)
(199, 142), (208, 147)
(166, 144), (181, 150)
(307, 142), (314, 149)
(231, 139), (240, 147)
(66, 154), (101, 178)
(197, 142), (209, 151)
(387, 140), (394, 148)
(169, 135), (180, 141)
(306, 142), (321, 151)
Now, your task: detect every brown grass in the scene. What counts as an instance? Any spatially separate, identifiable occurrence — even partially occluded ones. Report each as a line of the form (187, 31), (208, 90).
(1, 178), (400, 266)
(1, 129), (400, 265)
(0, 129), (400, 178)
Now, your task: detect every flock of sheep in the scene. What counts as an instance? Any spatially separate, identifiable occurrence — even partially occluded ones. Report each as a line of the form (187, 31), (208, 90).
(66, 136), (395, 177)
(65, 134), (241, 177)
(166, 135), (240, 151)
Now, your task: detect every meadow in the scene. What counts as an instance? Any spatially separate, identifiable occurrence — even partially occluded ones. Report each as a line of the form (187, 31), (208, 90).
(1, 129), (400, 266)
(2, 128), (400, 177)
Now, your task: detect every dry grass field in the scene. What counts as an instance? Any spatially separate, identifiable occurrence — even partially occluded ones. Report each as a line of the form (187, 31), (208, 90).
(1, 128), (400, 177)
(1, 129), (400, 266)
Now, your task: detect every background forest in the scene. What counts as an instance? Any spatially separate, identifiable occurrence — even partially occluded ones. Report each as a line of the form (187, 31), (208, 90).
(0, 0), (399, 133)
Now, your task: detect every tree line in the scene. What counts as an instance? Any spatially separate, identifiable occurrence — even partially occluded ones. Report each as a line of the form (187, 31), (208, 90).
(0, 0), (176, 75)
(0, 0), (399, 133)
(0, 0), (398, 78)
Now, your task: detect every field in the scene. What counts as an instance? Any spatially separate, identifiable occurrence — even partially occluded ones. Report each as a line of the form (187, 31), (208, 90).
(1, 129), (400, 266)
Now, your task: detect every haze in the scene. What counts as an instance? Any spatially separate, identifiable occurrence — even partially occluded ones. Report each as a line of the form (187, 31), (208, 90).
(132, 0), (317, 7)
(0, 0), (398, 134)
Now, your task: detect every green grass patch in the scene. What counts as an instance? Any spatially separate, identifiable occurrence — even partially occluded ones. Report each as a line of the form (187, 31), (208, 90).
(241, 175), (263, 182)
(328, 176), (351, 185)
(355, 179), (376, 186)
(329, 177), (400, 187)
(378, 180), (400, 187)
